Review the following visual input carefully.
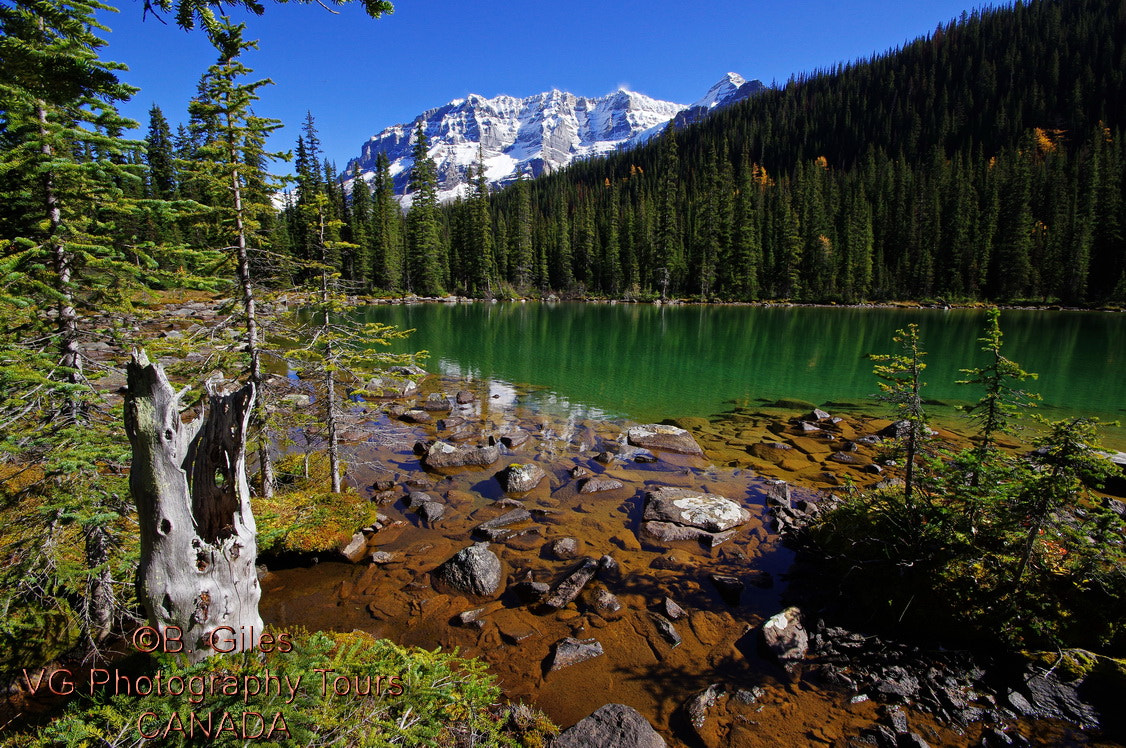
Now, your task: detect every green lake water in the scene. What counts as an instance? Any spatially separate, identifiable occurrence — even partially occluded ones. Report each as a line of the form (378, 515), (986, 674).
(355, 302), (1126, 450)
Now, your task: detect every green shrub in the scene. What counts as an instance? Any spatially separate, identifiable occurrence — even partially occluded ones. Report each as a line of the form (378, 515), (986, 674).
(6, 630), (556, 747)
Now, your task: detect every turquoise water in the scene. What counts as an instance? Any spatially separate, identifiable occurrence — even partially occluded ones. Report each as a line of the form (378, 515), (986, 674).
(354, 303), (1126, 449)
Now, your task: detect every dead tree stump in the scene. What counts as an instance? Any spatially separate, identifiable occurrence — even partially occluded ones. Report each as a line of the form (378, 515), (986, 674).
(124, 351), (263, 662)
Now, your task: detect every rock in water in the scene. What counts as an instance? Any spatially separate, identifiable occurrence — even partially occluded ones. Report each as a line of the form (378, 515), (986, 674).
(423, 440), (500, 469)
(650, 613), (683, 647)
(473, 508), (533, 540)
(432, 543), (502, 597)
(643, 487), (751, 532)
(416, 501), (445, 526)
(543, 557), (599, 609)
(642, 487), (751, 547)
(626, 424), (704, 455)
(548, 537), (579, 560)
(580, 476), (625, 493)
(762, 606), (808, 673)
(662, 597), (687, 620)
(549, 637), (604, 671)
(340, 531), (369, 562)
(500, 463), (546, 493)
(553, 703), (666, 748)
(684, 683), (724, 734)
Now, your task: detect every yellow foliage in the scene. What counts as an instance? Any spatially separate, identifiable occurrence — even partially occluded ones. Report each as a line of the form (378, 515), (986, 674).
(814, 155), (829, 170)
(751, 163), (773, 187)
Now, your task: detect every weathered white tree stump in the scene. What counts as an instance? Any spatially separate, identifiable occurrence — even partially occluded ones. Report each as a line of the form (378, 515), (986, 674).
(124, 351), (262, 662)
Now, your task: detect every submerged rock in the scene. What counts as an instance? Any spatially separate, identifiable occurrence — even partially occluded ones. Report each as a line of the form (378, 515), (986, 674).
(473, 508), (533, 540)
(548, 537), (579, 560)
(432, 543), (502, 597)
(661, 597), (687, 620)
(549, 637), (604, 671)
(553, 703), (665, 748)
(580, 476), (625, 493)
(543, 557), (599, 609)
(650, 613), (683, 647)
(626, 424), (704, 456)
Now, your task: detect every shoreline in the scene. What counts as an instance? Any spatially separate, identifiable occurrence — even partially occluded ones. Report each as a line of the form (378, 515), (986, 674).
(332, 290), (1126, 314)
(9, 292), (1122, 746)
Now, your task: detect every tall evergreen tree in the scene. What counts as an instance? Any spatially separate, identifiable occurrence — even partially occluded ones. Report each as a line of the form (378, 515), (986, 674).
(371, 151), (401, 291)
(468, 151), (495, 295)
(144, 104), (176, 199)
(0, 0), (150, 648)
(187, 18), (284, 497)
(405, 124), (443, 295)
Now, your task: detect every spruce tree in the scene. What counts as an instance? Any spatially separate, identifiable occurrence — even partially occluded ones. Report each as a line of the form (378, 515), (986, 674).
(468, 151), (495, 296)
(187, 18), (285, 497)
(144, 104), (176, 199)
(370, 152), (401, 291)
(0, 0), (150, 648)
(511, 171), (533, 290)
(405, 124), (443, 295)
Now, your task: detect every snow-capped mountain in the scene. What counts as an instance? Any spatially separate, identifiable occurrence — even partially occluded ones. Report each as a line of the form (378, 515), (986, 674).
(344, 74), (764, 204)
(673, 72), (767, 129)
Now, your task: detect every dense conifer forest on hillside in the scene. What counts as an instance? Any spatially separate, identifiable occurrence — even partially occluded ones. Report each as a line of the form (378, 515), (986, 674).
(314, 0), (1126, 304)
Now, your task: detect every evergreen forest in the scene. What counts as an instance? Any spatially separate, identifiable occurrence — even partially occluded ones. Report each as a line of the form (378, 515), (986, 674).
(296, 0), (1126, 304)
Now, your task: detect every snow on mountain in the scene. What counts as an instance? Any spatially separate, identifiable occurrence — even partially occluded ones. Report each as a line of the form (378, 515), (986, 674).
(344, 87), (684, 205)
(344, 74), (764, 204)
(690, 72), (747, 110)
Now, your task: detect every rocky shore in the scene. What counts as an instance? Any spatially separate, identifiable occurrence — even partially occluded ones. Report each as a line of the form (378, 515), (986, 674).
(61, 294), (1125, 747)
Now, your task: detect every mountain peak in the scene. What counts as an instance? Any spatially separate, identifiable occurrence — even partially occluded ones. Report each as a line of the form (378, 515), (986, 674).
(346, 87), (687, 205)
(690, 72), (748, 110)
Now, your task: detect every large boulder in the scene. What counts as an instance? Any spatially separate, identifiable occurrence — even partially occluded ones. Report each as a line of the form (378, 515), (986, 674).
(761, 606), (808, 673)
(423, 440), (500, 469)
(626, 424), (704, 456)
(644, 487), (751, 531)
(553, 703), (666, 748)
(432, 543), (503, 597)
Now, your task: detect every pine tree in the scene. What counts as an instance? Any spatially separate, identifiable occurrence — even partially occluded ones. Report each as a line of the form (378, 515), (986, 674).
(144, 104), (176, 199)
(347, 163), (373, 289)
(958, 308), (1040, 457)
(511, 171), (533, 290)
(870, 323), (929, 527)
(468, 151), (495, 296)
(405, 124), (443, 295)
(654, 126), (684, 298)
(187, 18), (285, 497)
(371, 152), (401, 291)
(0, 0), (152, 649)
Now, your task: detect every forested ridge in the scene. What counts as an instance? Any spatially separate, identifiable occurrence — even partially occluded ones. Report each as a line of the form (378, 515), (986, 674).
(320, 0), (1126, 304)
(59, 0), (1126, 305)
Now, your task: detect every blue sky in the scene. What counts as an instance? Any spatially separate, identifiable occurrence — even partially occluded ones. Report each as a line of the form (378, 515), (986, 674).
(98, 0), (993, 169)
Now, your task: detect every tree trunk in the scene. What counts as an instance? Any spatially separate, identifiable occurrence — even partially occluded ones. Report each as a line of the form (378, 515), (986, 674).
(124, 351), (262, 662)
(226, 112), (274, 499)
(38, 102), (82, 423)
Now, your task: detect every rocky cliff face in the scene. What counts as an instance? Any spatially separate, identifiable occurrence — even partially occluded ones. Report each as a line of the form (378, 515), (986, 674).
(344, 74), (765, 204)
(345, 88), (684, 205)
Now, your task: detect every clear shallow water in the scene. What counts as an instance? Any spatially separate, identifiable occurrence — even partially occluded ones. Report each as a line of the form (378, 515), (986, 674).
(354, 302), (1126, 449)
